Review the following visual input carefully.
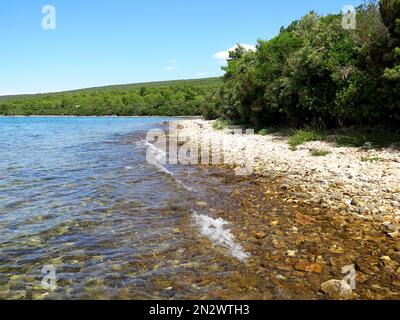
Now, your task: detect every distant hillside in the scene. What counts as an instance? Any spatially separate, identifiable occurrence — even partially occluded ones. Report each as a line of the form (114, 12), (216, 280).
(0, 77), (222, 101)
(0, 77), (222, 117)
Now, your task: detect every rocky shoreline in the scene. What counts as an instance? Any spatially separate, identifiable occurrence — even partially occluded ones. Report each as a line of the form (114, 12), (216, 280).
(169, 119), (400, 299)
(175, 119), (400, 227)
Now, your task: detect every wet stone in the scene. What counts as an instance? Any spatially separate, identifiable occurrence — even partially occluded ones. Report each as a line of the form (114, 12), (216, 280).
(321, 280), (353, 298)
(294, 261), (323, 273)
(255, 232), (267, 240)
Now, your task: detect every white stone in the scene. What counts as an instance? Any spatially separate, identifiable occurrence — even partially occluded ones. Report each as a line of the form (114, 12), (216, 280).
(321, 279), (353, 296)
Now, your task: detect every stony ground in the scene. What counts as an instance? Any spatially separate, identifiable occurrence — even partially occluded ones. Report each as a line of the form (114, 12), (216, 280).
(176, 119), (400, 225)
(172, 119), (400, 299)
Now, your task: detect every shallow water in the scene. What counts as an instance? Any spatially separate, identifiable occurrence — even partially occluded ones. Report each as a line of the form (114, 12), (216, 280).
(2, 117), (398, 300)
(0, 117), (255, 300)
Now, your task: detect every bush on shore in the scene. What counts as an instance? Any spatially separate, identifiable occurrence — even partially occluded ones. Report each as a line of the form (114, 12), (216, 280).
(0, 79), (222, 117)
(215, 1), (400, 129)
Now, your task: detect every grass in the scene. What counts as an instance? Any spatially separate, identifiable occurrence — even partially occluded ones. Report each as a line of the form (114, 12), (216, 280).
(256, 126), (294, 137)
(217, 118), (400, 151)
(288, 130), (327, 151)
(361, 156), (381, 162)
(257, 129), (270, 136)
(212, 119), (229, 131)
(327, 127), (400, 149)
(212, 119), (250, 131)
(310, 149), (331, 157)
(286, 126), (399, 151)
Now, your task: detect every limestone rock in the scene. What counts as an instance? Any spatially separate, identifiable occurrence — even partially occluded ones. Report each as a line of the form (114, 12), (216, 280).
(287, 250), (297, 257)
(196, 201), (208, 208)
(321, 279), (353, 296)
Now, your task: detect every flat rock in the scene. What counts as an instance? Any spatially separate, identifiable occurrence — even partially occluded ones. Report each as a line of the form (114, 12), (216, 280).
(287, 250), (296, 257)
(196, 201), (208, 208)
(321, 279), (353, 297)
(388, 231), (400, 238)
(238, 232), (248, 241)
(295, 212), (315, 225)
(294, 261), (323, 273)
(255, 232), (267, 240)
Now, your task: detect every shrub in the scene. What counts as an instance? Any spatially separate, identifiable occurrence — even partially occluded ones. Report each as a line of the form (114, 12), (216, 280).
(288, 130), (326, 150)
(212, 119), (229, 130)
(310, 149), (331, 157)
(258, 129), (269, 136)
(361, 156), (381, 162)
(217, 2), (400, 129)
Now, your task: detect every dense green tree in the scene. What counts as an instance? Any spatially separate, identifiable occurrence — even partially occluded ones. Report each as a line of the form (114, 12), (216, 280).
(0, 79), (221, 118)
(380, 0), (400, 37)
(217, 1), (400, 128)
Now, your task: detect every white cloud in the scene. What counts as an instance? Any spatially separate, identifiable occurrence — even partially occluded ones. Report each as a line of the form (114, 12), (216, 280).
(213, 43), (256, 62)
(169, 59), (177, 64)
(165, 66), (176, 71)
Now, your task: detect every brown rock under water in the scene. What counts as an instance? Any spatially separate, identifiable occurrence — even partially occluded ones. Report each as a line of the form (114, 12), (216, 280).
(294, 261), (323, 273)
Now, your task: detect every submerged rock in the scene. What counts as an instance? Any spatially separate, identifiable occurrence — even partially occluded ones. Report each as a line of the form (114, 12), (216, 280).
(388, 230), (400, 238)
(196, 201), (208, 208)
(287, 250), (296, 257)
(238, 232), (248, 241)
(294, 261), (323, 273)
(269, 220), (279, 226)
(321, 280), (353, 297)
(255, 232), (267, 240)
(330, 245), (345, 254)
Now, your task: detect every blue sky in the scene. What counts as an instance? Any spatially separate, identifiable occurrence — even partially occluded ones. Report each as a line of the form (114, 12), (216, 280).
(0, 0), (362, 95)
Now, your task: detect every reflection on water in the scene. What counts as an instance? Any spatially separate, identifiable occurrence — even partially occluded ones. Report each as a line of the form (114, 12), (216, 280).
(0, 117), (255, 300)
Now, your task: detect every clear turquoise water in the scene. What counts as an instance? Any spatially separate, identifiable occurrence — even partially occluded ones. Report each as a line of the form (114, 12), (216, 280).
(0, 116), (253, 300)
(0, 116), (175, 244)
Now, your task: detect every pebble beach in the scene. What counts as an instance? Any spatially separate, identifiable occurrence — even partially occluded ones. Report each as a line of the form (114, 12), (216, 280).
(176, 119), (400, 225)
(170, 119), (400, 299)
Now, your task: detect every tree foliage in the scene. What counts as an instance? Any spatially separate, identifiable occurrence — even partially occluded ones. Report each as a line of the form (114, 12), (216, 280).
(0, 79), (222, 118)
(380, 0), (400, 37)
(217, 1), (400, 128)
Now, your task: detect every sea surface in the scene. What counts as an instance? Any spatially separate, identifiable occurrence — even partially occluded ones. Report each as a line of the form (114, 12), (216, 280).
(0, 116), (252, 299)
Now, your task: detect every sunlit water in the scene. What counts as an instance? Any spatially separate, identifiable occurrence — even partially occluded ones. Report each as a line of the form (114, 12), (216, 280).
(0, 117), (252, 300)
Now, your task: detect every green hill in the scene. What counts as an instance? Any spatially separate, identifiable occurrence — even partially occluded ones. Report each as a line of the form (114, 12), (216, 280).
(0, 77), (221, 101)
(0, 77), (222, 117)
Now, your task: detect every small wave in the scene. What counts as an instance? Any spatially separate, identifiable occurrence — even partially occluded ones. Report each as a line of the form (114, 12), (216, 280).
(192, 212), (249, 262)
(138, 140), (194, 192)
